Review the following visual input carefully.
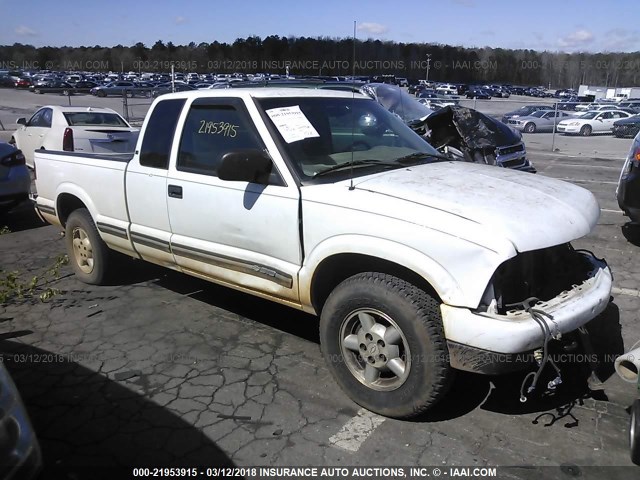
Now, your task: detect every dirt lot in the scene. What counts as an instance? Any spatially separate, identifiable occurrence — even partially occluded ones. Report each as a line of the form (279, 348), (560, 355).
(1, 89), (639, 479)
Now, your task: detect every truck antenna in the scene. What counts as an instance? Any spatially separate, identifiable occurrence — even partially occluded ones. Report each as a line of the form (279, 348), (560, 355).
(349, 20), (357, 191)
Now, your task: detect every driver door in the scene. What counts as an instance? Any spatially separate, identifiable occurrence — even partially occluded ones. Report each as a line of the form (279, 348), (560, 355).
(166, 97), (302, 303)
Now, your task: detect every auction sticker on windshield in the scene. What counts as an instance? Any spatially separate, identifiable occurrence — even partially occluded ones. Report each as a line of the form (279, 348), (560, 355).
(266, 106), (320, 143)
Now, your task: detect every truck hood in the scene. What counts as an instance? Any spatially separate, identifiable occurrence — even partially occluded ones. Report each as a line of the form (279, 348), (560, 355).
(353, 161), (600, 253)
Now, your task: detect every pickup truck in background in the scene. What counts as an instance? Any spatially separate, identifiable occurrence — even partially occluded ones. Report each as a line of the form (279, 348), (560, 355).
(33, 88), (612, 418)
(11, 106), (139, 169)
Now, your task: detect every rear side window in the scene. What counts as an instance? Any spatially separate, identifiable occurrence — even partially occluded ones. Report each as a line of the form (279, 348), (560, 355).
(139, 99), (185, 169)
(177, 102), (264, 177)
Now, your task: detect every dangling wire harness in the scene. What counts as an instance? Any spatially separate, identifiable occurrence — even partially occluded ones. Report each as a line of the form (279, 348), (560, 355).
(505, 297), (563, 403)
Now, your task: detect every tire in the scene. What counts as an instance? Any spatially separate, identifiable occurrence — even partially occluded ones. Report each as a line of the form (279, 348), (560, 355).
(97, 90), (106, 98)
(580, 124), (592, 136)
(126, 90), (134, 98)
(34, 88), (41, 94)
(631, 399), (640, 465)
(62, 89), (71, 96)
(65, 208), (110, 285)
(145, 90), (152, 98)
(524, 122), (536, 133)
(319, 272), (452, 418)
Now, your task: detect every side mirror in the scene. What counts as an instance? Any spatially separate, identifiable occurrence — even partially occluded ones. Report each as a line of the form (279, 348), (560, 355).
(16, 117), (27, 126)
(218, 149), (273, 185)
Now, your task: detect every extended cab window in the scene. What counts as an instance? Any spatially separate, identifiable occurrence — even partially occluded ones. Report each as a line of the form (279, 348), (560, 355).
(139, 99), (185, 169)
(177, 101), (265, 177)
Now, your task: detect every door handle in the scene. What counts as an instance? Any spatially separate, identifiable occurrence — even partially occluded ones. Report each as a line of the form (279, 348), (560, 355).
(168, 184), (183, 199)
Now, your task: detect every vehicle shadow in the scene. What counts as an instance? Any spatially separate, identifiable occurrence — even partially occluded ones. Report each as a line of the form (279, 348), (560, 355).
(417, 302), (624, 422)
(1, 340), (235, 479)
(122, 266), (623, 424)
(621, 222), (640, 247)
(0, 201), (47, 233)
(153, 270), (320, 344)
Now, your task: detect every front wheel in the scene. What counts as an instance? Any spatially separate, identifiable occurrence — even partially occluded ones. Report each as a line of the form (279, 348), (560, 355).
(524, 122), (536, 133)
(580, 124), (592, 136)
(319, 272), (452, 418)
(65, 208), (110, 285)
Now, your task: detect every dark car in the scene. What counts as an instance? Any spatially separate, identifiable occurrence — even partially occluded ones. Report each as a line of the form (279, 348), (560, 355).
(501, 105), (553, 123)
(0, 143), (30, 212)
(0, 362), (42, 478)
(466, 89), (491, 99)
(151, 83), (195, 98)
(555, 97), (580, 111)
(0, 76), (15, 88)
(617, 131), (640, 223)
(29, 80), (74, 95)
(70, 80), (99, 94)
(612, 115), (640, 139)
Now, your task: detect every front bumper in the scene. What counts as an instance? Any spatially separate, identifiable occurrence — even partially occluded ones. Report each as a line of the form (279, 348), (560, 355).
(557, 124), (582, 133)
(441, 254), (612, 373)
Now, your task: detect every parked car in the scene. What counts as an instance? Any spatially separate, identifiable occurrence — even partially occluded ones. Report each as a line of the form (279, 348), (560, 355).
(33, 88), (612, 419)
(15, 77), (32, 89)
(11, 106), (139, 168)
(507, 110), (574, 133)
(616, 129), (640, 223)
(612, 115), (640, 138)
(70, 80), (99, 94)
(0, 143), (30, 213)
(501, 105), (554, 123)
(466, 88), (491, 99)
(556, 110), (632, 136)
(29, 80), (74, 95)
(0, 362), (42, 478)
(0, 75), (15, 88)
(151, 83), (196, 98)
(90, 81), (149, 98)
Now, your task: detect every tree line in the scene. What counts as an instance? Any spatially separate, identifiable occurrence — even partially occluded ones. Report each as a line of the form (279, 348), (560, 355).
(1, 36), (639, 89)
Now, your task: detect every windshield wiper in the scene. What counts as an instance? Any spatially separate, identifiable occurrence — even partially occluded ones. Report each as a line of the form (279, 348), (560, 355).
(394, 152), (451, 164)
(313, 160), (399, 178)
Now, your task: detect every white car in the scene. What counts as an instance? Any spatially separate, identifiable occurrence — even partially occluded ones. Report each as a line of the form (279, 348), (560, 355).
(11, 106), (139, 168)
(556, 110), (631, 136)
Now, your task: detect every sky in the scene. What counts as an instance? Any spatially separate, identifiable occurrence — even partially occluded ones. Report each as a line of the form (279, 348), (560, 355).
(1, 0), (639, 53)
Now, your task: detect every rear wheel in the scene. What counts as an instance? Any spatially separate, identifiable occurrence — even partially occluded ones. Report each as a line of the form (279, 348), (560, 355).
(126, 90), (134, 98)
(319, 272), (452, 418)
(524, 122), (536, 133)
(65, 208), (110, 285)
(580, 124), (592, 136)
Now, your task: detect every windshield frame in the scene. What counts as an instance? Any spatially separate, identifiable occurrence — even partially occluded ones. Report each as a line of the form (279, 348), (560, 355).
(254, 96), (441, 185)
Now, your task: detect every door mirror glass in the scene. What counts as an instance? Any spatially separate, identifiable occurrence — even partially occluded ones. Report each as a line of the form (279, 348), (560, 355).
(16, 117), (26, 126)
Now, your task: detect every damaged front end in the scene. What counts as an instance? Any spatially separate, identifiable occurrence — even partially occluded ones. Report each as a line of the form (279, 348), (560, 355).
(425, 106), (536, 173)
(442, 244), (612, 378)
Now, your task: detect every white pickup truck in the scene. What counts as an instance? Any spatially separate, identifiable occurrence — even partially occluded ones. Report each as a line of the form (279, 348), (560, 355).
(33, 88), (612, 418)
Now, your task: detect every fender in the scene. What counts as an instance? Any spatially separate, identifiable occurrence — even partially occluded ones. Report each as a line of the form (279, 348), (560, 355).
(299, 234), (466, 310)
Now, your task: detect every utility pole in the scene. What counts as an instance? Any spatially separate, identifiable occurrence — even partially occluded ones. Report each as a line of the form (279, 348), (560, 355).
(425, 54), (432, 83)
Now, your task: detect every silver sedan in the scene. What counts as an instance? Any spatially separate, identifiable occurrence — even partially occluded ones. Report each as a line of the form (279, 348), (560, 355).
(506, 110), (574, 133)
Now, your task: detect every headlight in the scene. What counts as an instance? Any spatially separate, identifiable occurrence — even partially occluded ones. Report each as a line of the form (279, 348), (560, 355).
(568, 122), (581, 126)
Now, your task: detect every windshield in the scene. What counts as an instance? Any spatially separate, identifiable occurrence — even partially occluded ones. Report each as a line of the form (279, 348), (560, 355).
(64, 112), (129, 127)
(360, 83), (433, 123)
(257, 97), (440, 181)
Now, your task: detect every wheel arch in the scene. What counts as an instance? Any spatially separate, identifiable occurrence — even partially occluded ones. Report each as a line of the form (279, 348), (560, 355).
(309, 253), (444, 315)
(56, 189), (93, 227)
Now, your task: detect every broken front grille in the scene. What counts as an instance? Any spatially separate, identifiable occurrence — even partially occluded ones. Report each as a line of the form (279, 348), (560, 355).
(487, 244), (594, 315)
